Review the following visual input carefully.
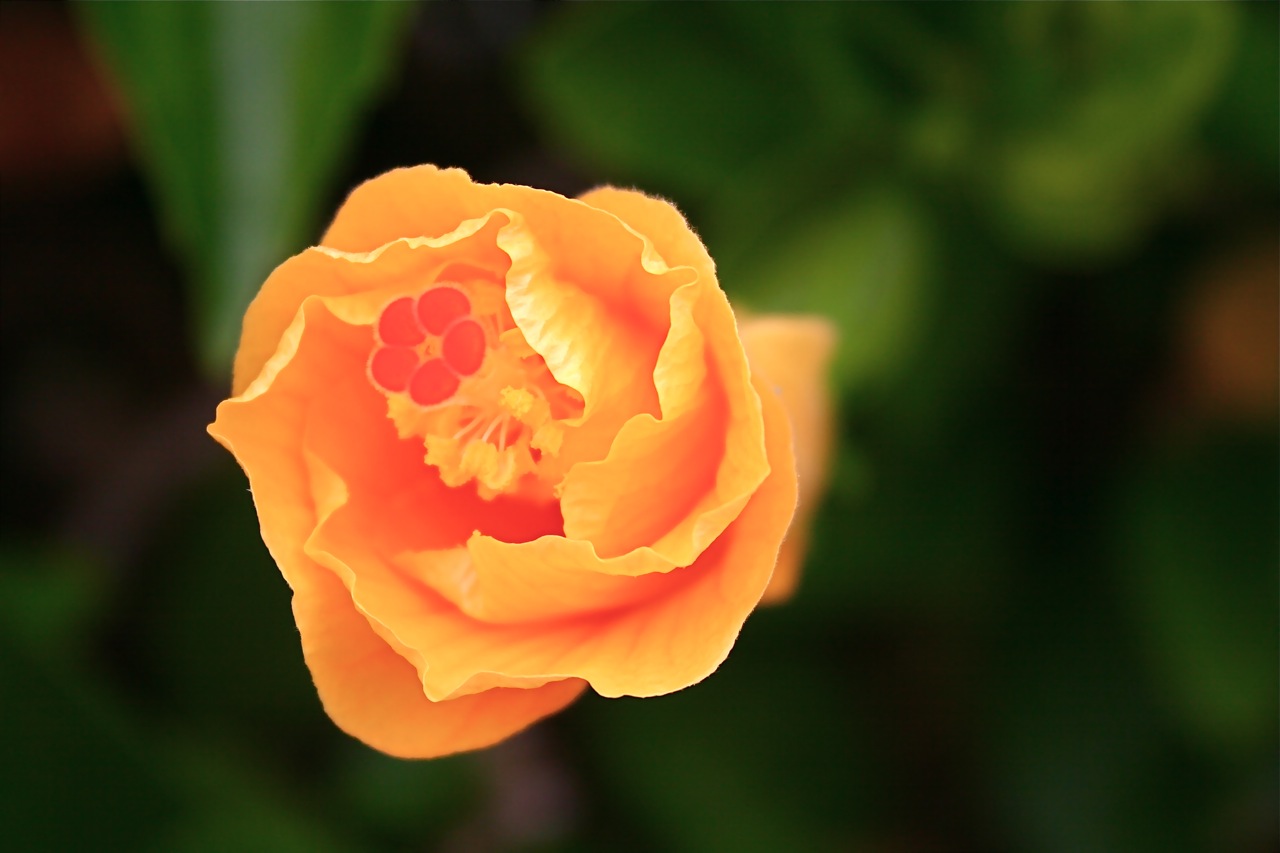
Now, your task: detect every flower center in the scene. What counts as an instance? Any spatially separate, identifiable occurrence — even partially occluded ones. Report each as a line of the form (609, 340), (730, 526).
(367, 275), (583, 500)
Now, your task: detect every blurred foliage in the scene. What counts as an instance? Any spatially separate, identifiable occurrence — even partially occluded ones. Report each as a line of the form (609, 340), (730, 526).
(77, 1), (414, 376)
(1117, 429), (1278, 759)
(525, 3), (1277, 850)
(3, 1), (1276, 851)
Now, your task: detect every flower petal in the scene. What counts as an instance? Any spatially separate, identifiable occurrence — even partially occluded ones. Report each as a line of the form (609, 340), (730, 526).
(395, 535), (679, 625)
(212, 297), (583, 758)
(322, 166), (681, 331)
(294, 554), (586, 758)
(558, 279), (768, 565)
(530, 188), (773, 565)
(577, 186), (716, 287)
(303, 369), (797, 701)
(740, 315), (837, 603)
(493, 210), (671, 473)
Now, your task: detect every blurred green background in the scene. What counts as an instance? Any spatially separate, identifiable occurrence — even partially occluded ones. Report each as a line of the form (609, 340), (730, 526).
(2, 2), (1276, 851)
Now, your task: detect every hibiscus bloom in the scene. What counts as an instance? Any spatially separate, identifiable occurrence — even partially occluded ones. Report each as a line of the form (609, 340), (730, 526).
(209, 166), (833, 757)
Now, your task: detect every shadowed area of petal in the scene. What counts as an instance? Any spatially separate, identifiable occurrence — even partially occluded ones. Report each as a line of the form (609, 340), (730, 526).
(494, 213), (666, 475)
(303, 370), (797, 702)
(388, 532), (678, 625)
(740, 315), (838, 603)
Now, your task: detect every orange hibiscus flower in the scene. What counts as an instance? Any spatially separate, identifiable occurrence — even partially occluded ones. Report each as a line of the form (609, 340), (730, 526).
(209, 166), (834, 758)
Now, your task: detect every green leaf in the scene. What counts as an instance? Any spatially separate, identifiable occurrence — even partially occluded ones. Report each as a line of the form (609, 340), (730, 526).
(979, 2), (1237, 260)
(522, 4), (879, 198)
(728, 187), (932, 393)
(0, 631), (184, 850)
(1205, 0), (1280, 186)
(1115, 429), (1279, 759)
(77, 2), (414, 376)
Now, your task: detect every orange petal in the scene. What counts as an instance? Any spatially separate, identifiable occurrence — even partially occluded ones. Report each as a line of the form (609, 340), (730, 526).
(740, 315), (838, 603)
(303, 370), (797, 701)
(322, 166), (505, 254)
(578, 185), (716, 288)
(294, 552), (586, 759)
(395, 535), (679, 625)
(318, 168), (716, 465)
(559, 277), (769, 568)
(322, 166), (683, 329)
(212, 298), (370, 572)
(212, 297), (583, 758)
(566, 186), (774, 562)
(493, 210), (669, 474)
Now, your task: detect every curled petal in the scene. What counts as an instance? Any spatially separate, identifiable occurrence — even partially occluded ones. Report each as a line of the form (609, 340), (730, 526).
(558, 281), (769, 565)
(303, 370), (797, 702)
(400, 536), (680, 626)
(557, 187), (771, 565)
(577, 185), (717, 288)
(321, 166), (679, 332)
(210, 299), (584, 758)
(294, 557), (586, 758)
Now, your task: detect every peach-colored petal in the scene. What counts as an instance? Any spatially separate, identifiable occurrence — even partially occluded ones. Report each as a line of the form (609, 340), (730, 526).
(294, 553), (586, 759)
(322, 166), (678, 330)
(558, 279), (769, 566)
(212, 299), (366, 572)
(303, 370), (797, 701)
(211, 298), (584, 758)
(553, 187), (771, 565)
(578, 188), (778, 565)
(312, 169), (771, 567)
(740, 315), (838, 603)
(401, 535), (679, 625)
(298, 456), (585, 755)
(577, 185), (716, 287)
(493, 209), (670, 474)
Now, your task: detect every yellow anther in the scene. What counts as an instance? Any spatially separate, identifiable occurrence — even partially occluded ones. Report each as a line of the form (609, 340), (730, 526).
(499, 386), (535, 420)
(531, 422), (564, 457)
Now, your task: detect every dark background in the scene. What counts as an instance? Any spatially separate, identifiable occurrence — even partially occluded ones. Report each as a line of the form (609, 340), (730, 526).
(2, 3), (1276, 851)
